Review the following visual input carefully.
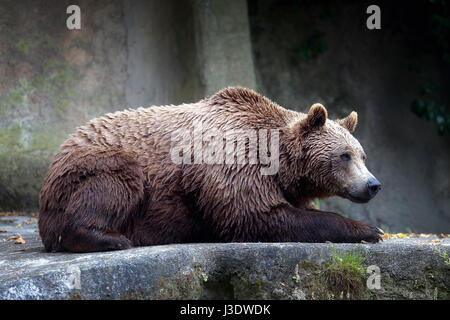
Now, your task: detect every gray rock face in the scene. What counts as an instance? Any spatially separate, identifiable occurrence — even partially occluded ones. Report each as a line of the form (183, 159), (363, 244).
(1, 217), (449, 300)
(0, 1), (129, 210)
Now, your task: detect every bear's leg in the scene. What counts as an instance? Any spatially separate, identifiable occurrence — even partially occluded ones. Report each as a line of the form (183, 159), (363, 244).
(39, 147), (144, 252)
(129, 192), (209, 246)
(280, 205), (383, 243)
(59, 226), (132, 253)
(231, 204), (383, 243)
(58, 175), (139, 252)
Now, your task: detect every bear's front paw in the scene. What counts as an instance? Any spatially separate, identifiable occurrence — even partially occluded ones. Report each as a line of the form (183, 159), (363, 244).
(115, 236), (133, 249)
(104, 235), (133, 251)
(356, 222), (384, 243)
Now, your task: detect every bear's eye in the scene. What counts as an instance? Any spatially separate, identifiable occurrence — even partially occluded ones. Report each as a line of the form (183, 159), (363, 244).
(340, 153), (351, 162)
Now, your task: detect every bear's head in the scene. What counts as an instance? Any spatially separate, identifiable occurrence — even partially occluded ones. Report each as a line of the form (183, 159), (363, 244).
(281, 103), (381, 204)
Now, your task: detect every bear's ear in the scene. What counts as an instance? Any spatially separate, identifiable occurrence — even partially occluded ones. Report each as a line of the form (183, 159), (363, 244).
(337, 111), (358, 133)
(291, 103), (327, 135)
(306, 103), (328, 129)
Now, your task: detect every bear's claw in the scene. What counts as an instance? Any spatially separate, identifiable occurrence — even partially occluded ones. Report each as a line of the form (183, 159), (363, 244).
(362, 224), (384, 243)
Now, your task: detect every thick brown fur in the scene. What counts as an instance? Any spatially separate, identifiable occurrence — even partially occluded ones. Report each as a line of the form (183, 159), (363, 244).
(39, 87), (383, 252)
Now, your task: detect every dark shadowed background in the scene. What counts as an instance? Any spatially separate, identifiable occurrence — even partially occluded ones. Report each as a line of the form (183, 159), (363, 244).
(0, 0), (449, 233)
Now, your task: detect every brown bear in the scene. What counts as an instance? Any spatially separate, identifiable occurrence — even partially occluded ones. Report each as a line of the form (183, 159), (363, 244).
(38, 87), (383, 252)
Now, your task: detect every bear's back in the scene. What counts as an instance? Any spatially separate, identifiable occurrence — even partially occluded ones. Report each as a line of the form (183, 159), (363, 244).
(60, 102), (206, 156)
(58, 87), (303, 174)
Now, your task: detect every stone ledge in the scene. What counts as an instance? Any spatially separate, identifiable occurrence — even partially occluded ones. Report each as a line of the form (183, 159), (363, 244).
(0, 216), (449, 300)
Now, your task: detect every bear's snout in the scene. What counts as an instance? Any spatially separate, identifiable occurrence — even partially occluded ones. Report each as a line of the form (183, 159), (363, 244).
(366, 177), (381, 198)
(345, 173), (381, 203)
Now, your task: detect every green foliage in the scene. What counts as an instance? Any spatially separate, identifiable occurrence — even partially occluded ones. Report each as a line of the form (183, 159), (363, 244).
(433, 247), (450, 265)
(430, 4), (450, 63)
(411, 85), (449, 135)
(324, 247), (367, 299)
(410, 1), (450, 135)
(314, 198), (321, 209)
(327, 247), (366, 279)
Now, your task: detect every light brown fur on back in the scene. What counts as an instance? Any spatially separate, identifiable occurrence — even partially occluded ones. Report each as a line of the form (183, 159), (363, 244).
(38, 87), (383, 252)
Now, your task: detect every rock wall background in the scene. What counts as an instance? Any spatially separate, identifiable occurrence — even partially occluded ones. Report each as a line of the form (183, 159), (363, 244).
(0, 0), (448, 233)
(0, 0), (129, 209)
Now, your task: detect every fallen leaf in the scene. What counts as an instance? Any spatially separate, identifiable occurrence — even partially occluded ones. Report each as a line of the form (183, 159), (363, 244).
(23, 219), (37, 225)
(417, 233), (432, 238)
(4, 235), (18, 241)
(0, 229), (7, 233)
(396, 233), (408, 238)
(418, 242), (442, 246)
(0, 212), (35, 217)
(3, 234), (25, 244)
(14, 234), (25, 244)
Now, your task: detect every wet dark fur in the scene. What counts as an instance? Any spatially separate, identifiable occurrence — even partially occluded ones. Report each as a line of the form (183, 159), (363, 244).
(39, 88), (382, 252)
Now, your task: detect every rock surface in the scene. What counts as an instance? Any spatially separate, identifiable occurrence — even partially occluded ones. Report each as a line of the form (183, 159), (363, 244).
(0, 215), (449, 300)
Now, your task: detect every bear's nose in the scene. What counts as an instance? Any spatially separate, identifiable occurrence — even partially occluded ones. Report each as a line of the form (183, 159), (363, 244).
(367, 177), (381, 198)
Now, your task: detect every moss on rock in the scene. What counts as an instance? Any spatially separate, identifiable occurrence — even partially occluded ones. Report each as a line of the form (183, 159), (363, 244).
(291, 249), (368, 300)
(0, 123), (64, 210)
